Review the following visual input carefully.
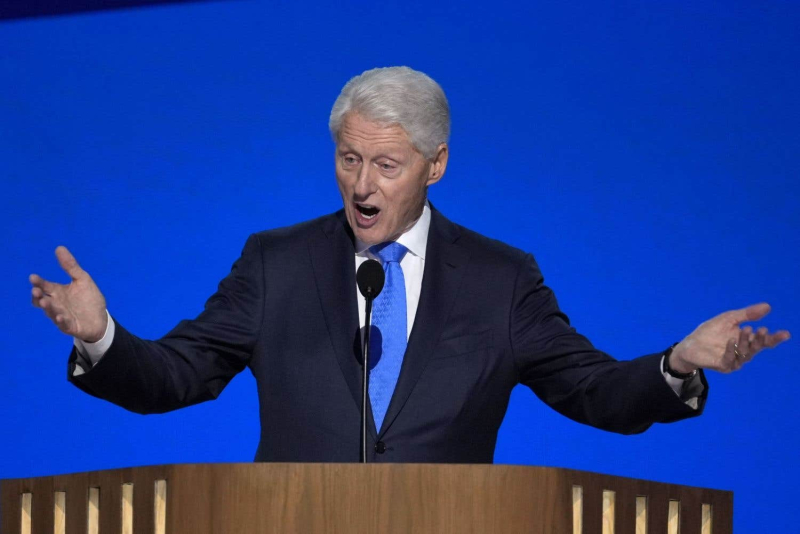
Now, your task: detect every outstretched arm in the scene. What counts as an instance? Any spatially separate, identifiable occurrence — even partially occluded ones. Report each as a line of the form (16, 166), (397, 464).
(30, 237), (264, 414)
(510, 254), (789, 435)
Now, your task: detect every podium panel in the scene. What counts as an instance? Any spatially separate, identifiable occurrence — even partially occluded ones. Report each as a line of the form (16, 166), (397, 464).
(1, 463), (732, 534)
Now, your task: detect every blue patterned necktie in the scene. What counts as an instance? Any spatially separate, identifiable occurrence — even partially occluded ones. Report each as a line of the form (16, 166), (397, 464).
(368, 241), (408, 432)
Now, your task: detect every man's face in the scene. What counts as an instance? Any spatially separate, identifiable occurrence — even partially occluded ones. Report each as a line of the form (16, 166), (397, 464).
(335, 113), (446, 245)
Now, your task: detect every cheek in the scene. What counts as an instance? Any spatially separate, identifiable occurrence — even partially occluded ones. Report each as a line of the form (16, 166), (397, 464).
(398, 181), (426, 209)
(335, 172), (350, 195)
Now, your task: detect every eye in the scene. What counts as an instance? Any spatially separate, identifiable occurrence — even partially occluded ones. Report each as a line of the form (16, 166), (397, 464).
(342, 155), (360, 167)
(377, 160), (399, 173)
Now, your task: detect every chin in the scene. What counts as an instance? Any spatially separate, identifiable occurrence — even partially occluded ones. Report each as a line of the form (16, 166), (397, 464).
(354, 230), (383, 246)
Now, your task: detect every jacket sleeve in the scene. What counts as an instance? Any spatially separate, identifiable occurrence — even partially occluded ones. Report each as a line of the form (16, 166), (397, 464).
(509, 253), (707, 434)
(68, 233), (265, 414)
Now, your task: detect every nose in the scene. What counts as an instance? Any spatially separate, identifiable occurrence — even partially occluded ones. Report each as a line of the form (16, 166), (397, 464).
(353, 164), (377, 200)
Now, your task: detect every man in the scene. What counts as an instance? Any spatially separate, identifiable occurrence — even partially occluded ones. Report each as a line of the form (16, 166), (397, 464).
(30, 67), (790, 462)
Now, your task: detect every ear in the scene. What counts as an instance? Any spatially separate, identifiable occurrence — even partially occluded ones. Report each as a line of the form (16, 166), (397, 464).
(426, 143), (449, 186)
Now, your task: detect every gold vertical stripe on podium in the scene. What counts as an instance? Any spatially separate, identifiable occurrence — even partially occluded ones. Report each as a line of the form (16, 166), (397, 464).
(20, 493), (32, 534)
(667, 500), (680, 534)
(635, 496), (648, 534)
(87, 487), (100, 534)
(154, 480), (167, 534)
(54, 491), (66, 534)
(122, 483), (134, 534)
(602, 490), (615, 534)
(702, 504), (713, 534)
(572, 485), (583, 534)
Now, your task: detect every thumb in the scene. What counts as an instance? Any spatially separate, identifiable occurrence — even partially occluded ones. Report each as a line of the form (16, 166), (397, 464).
(55, 246), (86, 280)
(729, 302), (771, 325)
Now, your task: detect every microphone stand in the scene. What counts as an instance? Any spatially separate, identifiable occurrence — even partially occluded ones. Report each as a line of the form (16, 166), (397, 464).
(361, 292), (375, 463)
(356, 258), (384, 463)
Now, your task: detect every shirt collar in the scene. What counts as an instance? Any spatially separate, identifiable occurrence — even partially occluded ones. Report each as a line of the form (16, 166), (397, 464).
(355, 201), (430, 260)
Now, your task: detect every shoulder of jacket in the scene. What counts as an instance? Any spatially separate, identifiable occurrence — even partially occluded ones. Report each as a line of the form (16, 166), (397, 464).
(250, 211), (343, 244)
(442, 216), (531, 268)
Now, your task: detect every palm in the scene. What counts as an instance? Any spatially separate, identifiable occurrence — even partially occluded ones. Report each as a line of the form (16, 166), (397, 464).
(30, 246), (108, 342)
(58, 276), (105, 336)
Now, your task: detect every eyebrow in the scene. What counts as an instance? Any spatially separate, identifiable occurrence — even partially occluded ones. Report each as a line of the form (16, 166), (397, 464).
(337, 144), (405, 161)
(337, 144), (356, 153)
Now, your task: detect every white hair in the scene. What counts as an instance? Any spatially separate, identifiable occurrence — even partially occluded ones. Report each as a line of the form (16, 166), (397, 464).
(329, 66), (450, 160)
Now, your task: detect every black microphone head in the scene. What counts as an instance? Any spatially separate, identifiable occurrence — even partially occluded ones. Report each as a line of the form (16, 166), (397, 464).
(356, 259), (385, 299)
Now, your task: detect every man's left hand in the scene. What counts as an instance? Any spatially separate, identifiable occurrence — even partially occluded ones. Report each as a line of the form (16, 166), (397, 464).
(669, 303), (790, 374)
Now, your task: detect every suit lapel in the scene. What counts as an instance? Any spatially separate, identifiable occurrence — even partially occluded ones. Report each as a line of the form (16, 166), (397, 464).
(378, 208), (470, 436)
(308, 211), (378, 439)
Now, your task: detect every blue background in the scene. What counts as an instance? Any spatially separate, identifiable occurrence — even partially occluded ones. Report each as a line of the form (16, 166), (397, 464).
(1, 1), (797, 531)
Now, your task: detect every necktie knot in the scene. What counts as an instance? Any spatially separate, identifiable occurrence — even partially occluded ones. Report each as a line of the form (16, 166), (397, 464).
(370, 242), (408, 264)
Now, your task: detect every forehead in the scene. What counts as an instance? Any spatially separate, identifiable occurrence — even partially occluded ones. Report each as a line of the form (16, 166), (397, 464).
(337, 113), (414, 154)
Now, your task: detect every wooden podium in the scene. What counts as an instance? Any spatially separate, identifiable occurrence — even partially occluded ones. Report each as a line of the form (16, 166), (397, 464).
(1, 463), (732, 534)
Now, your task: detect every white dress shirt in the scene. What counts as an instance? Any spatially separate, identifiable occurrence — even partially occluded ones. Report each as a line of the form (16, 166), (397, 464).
(354, 202), (430, 340)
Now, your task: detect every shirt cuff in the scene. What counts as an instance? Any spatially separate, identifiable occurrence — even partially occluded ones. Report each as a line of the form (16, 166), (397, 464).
(661, 355), (702, 410)
(72, 310), (115, 375)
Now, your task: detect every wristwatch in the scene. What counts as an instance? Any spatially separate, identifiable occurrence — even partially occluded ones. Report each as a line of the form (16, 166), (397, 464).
(663, 343), (698, 380)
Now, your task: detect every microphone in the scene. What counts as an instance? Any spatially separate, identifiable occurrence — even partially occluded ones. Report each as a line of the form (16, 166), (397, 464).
(357, 259), (385, 299)
(356, 259), (385, 462)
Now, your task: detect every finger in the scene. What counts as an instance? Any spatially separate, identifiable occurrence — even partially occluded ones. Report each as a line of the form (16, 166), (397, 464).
(729, 340), (745, 370)
(31, 286), (55, 302)
(37, 296), (57, 321)
(763, 330), (791, 348)
(721, 338), (740, 373)
(31, 287), (50, 308)
(32, 285), (48, 308)
(29, 273), (59, 295)
(749, 327), (769, 355)
(39, 296), (67, 321)
(55, 246), (86, 281)
(40, 300), (74, 334)
(737, 326), (753, 358)
(729, 303), (771, 325)
(38, 295), (54, 315)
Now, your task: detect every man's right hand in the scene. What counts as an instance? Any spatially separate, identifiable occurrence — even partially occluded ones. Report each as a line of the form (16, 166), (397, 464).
(30, 246), (108, 343)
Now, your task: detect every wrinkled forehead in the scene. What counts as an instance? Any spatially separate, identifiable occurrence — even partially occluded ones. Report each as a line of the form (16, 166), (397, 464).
(336, 113), (417, 155)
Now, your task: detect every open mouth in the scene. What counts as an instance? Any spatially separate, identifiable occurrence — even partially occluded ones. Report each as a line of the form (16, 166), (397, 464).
(355, 203), (381, 221)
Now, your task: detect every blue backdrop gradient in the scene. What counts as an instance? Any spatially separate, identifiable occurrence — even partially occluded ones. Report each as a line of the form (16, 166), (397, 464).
(1, 1), (798, 531)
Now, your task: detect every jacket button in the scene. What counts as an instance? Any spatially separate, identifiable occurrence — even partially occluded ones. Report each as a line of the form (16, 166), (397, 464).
(375, 441), (386, 454)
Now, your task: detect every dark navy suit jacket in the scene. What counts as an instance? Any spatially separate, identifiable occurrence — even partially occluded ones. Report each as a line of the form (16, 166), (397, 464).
(69, 208), (706, 462)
